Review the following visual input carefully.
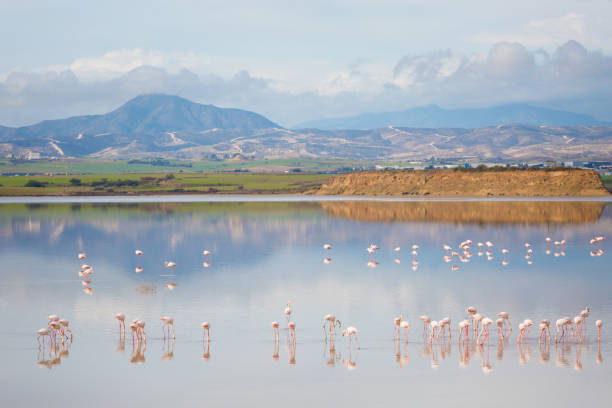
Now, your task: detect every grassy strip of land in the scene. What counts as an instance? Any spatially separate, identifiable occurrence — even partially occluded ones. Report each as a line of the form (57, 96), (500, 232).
(0, 172), (330, 196)
(0, 158), (420, 175)
(603, 175), (612, 192)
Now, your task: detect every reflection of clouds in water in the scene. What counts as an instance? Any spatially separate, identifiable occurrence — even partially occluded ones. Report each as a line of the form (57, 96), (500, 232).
(170, 232), (184, 250)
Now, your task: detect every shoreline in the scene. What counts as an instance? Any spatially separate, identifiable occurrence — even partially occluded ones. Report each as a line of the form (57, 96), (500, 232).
(2, 194), (612, 204)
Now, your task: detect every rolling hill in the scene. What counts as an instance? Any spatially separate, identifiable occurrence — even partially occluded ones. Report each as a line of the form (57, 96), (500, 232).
(295, 104), (610, 130)
(0, 95), (611, 162)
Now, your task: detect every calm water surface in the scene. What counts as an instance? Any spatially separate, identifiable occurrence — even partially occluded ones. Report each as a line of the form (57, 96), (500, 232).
(0, 200), (611, 407)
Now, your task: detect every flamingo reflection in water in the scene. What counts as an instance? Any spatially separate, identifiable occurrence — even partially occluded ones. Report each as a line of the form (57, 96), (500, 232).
(201, 322), (211, 364)
(286, 329), (296, 365)
(162, 339), (175, 362)
(342, 348), (358, 370)
(394, 337), (410, 368)
(323, 314), (341, 344)
(324, 340), (340, 367)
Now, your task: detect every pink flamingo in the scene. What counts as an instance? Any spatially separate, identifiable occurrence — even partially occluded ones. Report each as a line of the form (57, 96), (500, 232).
(135, 249), (143, 267)
(496, 319), (504, 340)
(540, 319), (551, 343)
(596, 320), (602, 342)
(115, 313), (126, 337)
(496, 312), (512, 333)
(271, 321), (280, 342)
(478, 318), (493, 344)
(342, 326), (360, 349)
(288, 322), (296, 346)
(284, 301), (292, 323)
(400, 321), (410, 341)
(393, 315), (402, 340)
(59, 319), (72, 342)
(37, 328), (50, 348)
(161, 316), (175, 340)
(458, 320), (470, 343)
(429, 321), (440, 343)
(201, 322), (210, 342)
(164, 261), (177, 276)
(419, 315), (431, 337)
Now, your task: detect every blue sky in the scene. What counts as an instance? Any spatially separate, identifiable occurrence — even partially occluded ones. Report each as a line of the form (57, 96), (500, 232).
(1, 0), (611, 126)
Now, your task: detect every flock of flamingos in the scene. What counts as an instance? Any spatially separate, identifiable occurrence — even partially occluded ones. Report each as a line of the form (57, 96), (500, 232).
(35, 235), (606, 370)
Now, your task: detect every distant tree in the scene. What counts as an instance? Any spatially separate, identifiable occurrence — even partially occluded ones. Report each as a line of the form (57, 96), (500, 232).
(24, 180), (47, 187)
(69, 178), (82, 186)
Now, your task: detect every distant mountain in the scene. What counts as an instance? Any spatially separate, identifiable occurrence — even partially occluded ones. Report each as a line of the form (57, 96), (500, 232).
(294, 104), (610, 129)
(0, 94), (279, 157)
(0, 94), (278, 139)
(1, 96), (611, 162)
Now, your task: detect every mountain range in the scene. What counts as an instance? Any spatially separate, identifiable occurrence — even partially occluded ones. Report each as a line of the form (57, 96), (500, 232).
(295, 104), (611, 129)
(1, 94), (611, 161)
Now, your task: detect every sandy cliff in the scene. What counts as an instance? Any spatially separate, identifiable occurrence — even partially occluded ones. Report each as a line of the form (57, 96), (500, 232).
(317, 169), (609, 197)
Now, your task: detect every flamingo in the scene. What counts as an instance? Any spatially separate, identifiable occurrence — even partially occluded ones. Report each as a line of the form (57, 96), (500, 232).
(203, 250), (212, 267)
(538, 322), (548, 344)
(497, 312), (512, 333)
(394, 246), (401, 252)
(473, 313), (483, 336)
(400, 321), (410, 340)
(517, 323), (526, 343)
(129, 323), (138, 345)
(59, 319), (72, 342)
(164, 261), (177, 275)
(37, 328), (50, 347)
(324, 314), (340, 339)
(478, 318), (493, 344)
(596, 320), (602, 342)
(496, 318), (504, 340)
(323, 244), (332, 256)
(419, 315), (431, 337)
(342, 326), (359, 349)
(573, 316), (583, 342)
(393, 315), (403, 340)
(78, 253), (86, 260)
(272, 321), (280, 342)
(136, 320), (147, 344)
(440, 317), (451, 341)
(501, 248), (509, 265)
(580, 308), (590, 327)
(458, 320), (470, 342)
(201, 322), (211, 342)
(284, 301), (292, 322)
(115, 313), (126, 336)
(135, 249), (143, 267)
(161, 316), (175, 340)
(523, 319), (534, 336)
(288, 322), (296, 345)
(541, 319), (551, 343)
(555, 318), (566, 343)
(429, 321), (440, 343)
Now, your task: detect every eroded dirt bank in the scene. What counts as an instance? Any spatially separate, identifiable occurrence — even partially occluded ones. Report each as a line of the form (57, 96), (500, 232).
(317, 169), (610, 197)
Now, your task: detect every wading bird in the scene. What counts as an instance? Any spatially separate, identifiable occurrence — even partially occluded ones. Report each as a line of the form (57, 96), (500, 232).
(201, 322), (210, 342)
(342, 326), (359, 349)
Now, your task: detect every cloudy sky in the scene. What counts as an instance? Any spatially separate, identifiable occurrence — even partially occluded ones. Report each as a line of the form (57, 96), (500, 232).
(1, 0), (612, 127)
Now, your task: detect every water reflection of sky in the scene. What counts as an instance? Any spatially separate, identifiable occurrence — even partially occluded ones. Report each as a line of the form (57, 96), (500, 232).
(0, 201), (610, 408)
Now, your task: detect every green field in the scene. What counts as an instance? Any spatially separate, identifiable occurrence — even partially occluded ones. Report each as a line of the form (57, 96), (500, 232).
(0, 158), (418, 175)
(603, 175), (612, 192)
(0, 172), (330, 196)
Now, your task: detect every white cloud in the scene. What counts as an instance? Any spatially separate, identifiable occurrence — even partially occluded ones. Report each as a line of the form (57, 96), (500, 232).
(1, 41), (612, 127)
(470, 12), (612, 51)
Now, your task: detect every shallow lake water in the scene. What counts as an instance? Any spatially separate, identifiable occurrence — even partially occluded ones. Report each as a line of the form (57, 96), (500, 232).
(0, 199), (611, 407)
